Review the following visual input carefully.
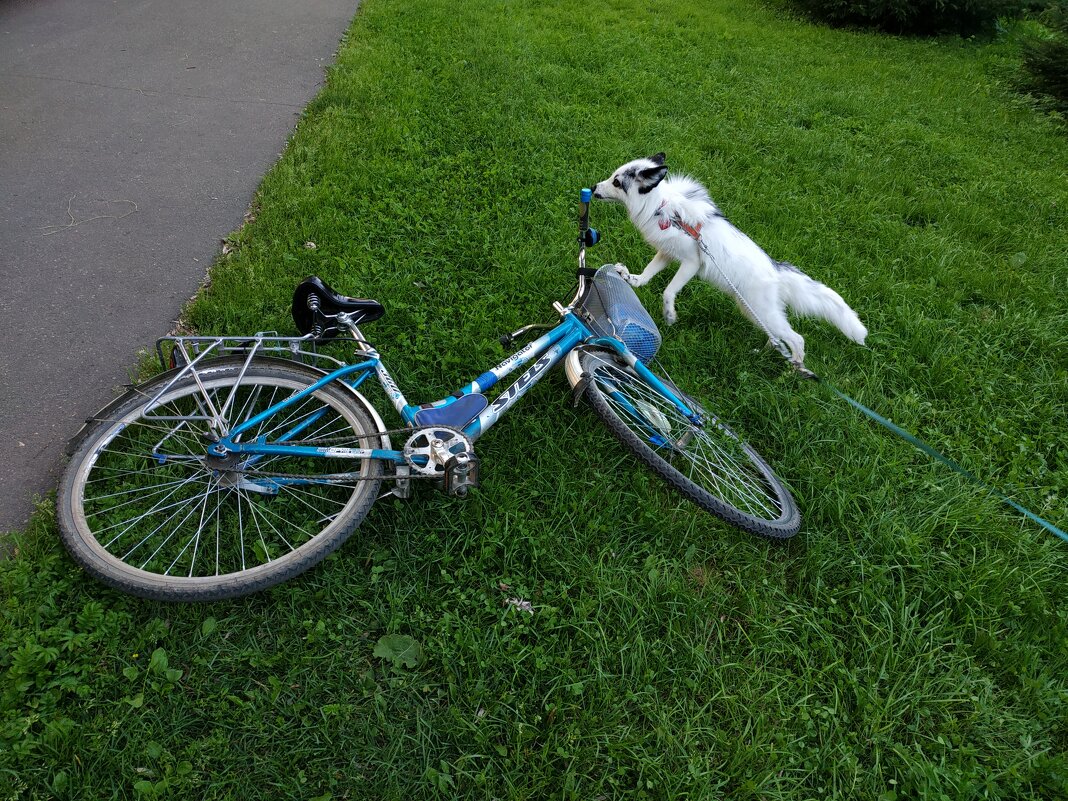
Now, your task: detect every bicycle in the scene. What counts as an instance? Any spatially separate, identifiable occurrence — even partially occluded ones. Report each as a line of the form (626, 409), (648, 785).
(58, 189), (800, 601)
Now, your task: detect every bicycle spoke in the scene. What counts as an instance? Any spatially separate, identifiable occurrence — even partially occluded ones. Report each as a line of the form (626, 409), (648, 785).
(240, 488), (273, 565)
(85, 460), (203, 483)
(85, 476), (207, 521)
(231, 383), (267, 438)
(97, 472), (209, 542)
(129, 483), (213, 567)
(591, 359), (785, 522)
(275, 483), (352, 523)
(164, 483), (218, 576)
(85, 473), (202, 505)
(236, 488), (246, 572)
(689, 434), (776, 517)
(242, 496), (299, 552)
(215, 489), (223, 577)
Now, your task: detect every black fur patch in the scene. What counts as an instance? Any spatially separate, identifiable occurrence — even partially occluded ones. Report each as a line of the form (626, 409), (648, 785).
(636, 165), (668, 194)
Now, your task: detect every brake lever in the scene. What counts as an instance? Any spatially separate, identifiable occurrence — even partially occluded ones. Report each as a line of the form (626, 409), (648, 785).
(499, 323), (553, 349)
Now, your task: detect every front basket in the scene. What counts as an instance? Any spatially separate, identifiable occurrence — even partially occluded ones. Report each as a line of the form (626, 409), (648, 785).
(579, 265), (662, 363)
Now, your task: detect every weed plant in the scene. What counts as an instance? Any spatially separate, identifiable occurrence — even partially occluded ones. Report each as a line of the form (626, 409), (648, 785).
(2, 0), (1066, 798)
(1021, 1), (1068, 111)
(784, 0), (1025, 35)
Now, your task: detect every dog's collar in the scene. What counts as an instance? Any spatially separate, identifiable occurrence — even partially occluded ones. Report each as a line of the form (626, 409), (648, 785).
(655, 200), (703, 239)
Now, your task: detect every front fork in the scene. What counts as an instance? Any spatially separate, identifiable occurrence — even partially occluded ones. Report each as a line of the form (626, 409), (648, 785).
(567, 338), (703, 426)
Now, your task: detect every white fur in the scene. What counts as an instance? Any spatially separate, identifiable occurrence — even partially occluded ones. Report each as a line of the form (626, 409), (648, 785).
(593, 155), (867, 366)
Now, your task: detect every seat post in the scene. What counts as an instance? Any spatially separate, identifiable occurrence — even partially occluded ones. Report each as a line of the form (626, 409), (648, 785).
(341, 317), (374, 354)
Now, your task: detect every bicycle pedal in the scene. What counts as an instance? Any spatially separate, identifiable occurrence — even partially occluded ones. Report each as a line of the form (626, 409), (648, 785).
(444, 452), (480, 497)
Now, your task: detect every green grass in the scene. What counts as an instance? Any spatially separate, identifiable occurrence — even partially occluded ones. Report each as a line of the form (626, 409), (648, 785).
(3, 0), (1067, 798)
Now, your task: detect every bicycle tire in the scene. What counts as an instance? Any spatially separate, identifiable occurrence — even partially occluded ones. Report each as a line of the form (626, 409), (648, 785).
(57, 358), (384, 601)
(579, 350), (800, 539)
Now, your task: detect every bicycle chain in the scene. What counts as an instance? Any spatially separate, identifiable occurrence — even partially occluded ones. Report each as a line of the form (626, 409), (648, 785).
(271, 423), (465, 448)
(234, 425), (468, 482)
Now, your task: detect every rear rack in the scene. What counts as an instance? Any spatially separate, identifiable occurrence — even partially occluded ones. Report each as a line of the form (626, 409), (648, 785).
(142, 334), (367, 425)
(155, 333), (352, 374)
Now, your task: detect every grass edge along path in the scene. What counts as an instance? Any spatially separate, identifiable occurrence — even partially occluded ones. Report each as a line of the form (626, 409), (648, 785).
(3, 0), (1067, 799)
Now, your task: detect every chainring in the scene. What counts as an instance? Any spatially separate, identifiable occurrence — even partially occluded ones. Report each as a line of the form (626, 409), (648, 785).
(402, 427), (473, 477)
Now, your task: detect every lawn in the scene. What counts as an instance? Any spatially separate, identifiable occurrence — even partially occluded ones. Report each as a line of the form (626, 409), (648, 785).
(3, 0), (1067, 798)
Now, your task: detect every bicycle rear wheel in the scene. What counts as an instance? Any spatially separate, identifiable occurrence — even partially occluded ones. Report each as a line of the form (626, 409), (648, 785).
(58, 358), (384, 601)
(579, 351), (799, 539)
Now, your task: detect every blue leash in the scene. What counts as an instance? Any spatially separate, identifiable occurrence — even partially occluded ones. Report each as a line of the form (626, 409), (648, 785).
(813, 375), (1067, 544)
(667, 212), (1067, 544)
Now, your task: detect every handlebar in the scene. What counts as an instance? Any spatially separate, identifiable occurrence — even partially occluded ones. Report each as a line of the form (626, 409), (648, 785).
(578, 187), (599, 250)
(579, 187), (592, 239)
(577, 187), (600, 276)
(563, 187), (602, 312)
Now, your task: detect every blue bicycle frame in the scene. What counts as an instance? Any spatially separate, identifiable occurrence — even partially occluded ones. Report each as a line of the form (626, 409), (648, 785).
(202, 308), (697, 473)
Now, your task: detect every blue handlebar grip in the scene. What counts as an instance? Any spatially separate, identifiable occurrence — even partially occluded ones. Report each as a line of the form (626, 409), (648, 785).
(581, 188), (592, 203)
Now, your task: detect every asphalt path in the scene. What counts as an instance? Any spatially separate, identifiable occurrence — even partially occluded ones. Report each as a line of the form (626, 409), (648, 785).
(0, 0), (359, 532)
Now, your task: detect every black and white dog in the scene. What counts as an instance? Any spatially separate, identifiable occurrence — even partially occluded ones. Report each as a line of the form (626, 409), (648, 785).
(593, 153), (866, 367)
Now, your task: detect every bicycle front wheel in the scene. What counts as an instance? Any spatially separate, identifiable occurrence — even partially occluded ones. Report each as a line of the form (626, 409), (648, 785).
(58, 358), (384, 601)
(580, 351), (799, 539)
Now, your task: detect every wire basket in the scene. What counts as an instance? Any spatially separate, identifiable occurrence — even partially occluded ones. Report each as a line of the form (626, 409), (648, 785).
(579, 265), (662, 363)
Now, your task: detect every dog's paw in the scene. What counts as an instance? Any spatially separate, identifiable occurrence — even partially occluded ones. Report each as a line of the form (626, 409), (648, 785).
(612, 263), (632, 281)
(662, 305), (678, 326)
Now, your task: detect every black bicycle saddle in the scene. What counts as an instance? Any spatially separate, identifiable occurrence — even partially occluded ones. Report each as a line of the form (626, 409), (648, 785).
(292, 276), (385, 339)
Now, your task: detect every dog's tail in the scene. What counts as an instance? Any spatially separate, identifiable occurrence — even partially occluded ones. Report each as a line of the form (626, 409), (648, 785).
(777, 263), (867, 344)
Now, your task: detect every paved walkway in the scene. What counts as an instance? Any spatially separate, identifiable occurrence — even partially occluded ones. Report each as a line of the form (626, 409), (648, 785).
(0, 0), (359, 532)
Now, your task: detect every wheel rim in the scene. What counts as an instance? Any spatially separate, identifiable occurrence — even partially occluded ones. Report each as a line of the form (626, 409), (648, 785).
(69, 373), (378, 584)
(589, 359), (787, 522)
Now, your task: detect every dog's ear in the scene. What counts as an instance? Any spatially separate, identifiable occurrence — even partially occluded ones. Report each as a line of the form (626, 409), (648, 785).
(649, 152), (666, 166)
(637, 163), (668, 194)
